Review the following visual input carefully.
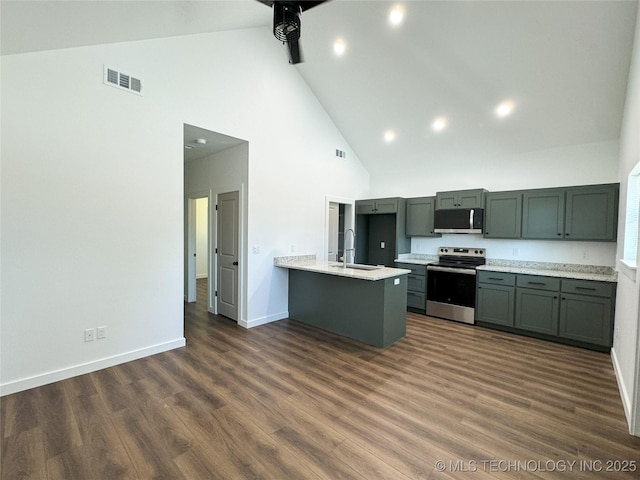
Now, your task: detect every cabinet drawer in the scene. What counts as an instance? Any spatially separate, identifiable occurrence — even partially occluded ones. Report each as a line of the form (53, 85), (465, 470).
(478, 271), (516, 286)
(396, 263), (426, 276)
(561, 279), (614, 298)
(407, 292), (426, 309)
(408, 274), (426, 292)
(516, 275), (560, 291)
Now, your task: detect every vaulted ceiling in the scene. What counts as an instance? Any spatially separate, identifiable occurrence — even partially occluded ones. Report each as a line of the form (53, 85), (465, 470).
(2, 1), (638, 174)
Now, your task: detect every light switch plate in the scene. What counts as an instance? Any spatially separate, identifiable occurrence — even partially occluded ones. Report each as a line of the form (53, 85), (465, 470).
(380, 241), (385, 248)
(394, 278), (400, 285)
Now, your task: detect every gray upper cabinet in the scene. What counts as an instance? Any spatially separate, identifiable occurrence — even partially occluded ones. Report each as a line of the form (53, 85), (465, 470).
(565, 184), (619, 241)
(356, 198), (398, 215)
(484, 191), (522, 238)
(436, 189), (486, 209)
(405, 196), (439, 237)
(521, 183), (619, 241)
(522, 188), (565, 239)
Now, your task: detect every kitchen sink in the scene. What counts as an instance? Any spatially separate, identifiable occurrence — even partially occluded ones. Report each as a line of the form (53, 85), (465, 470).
(331, 263), (382, 271)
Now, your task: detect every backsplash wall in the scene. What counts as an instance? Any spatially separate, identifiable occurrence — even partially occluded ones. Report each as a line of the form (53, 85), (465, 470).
(411, 235), (617, 267)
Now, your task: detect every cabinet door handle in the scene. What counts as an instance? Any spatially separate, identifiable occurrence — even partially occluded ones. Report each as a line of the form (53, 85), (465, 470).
(488, 277), (504, 281)
(527, 281), (546, 286)
(557, 233), (562, 236)
(575, 286), (596, 291)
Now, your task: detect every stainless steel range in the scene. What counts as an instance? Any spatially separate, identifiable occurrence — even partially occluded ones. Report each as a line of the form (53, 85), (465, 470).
(426, 247), (486, 324)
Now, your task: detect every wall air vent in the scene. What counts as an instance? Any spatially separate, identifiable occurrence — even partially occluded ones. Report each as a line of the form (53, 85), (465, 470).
(335, 149), (347, 159)
(103, 65), (143, 96)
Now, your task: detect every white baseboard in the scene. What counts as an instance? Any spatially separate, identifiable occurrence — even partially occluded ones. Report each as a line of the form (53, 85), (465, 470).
(0, 338), (186, 397)
(238, 311), (288, 329)
(611, 346), (633, 431)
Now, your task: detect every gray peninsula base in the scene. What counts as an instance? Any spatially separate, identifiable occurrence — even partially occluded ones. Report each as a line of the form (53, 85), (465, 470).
(288, 270), (408, 348)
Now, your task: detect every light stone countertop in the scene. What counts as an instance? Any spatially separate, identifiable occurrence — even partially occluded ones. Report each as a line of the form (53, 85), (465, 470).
(477, 264), (617, 283)
(274, 255), (411, 281)
(395, 254), (617, 283)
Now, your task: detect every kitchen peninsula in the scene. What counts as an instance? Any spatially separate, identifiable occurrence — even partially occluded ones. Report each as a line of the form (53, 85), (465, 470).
(275, 255), (411, 348)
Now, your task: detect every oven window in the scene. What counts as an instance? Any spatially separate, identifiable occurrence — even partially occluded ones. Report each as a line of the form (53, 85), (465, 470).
(427, 270), (476, 307)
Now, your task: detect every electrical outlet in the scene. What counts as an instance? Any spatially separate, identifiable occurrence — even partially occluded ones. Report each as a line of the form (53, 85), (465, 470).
(84, 328), (95, 342)
(252, 245), (261, 254)
(512, 247), (518, 256)
(290, 244), (296, 253)
(97, 326), (107, 339)
(380, 241), (385, 249)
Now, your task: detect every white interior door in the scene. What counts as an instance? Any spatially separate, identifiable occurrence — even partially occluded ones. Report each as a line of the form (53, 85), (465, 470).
(217, 191), (239, 320)
(328, 202), (339, 261)
(186, 198), (197, 302)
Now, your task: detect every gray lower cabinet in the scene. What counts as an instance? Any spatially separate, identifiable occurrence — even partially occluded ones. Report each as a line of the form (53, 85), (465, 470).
(406, 197), (439, 237)
(477, 284), (515, 327)
(515, 288), (559, 336)
(476, 271), (615, 351)
(476, 271), (516, 326)
(397, 262), (427, 313)
(559, 279), (615, 346)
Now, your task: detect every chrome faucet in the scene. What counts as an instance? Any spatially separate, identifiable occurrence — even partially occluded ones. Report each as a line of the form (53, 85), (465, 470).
(344, 228), (356, 267)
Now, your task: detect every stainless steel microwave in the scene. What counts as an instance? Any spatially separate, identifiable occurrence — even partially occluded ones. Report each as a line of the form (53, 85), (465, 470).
(433, 208), (484, 234)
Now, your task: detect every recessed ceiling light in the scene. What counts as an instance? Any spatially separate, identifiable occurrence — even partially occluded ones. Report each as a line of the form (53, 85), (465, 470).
(495, 101), (515, 118)
(432, 117), (448, 132)
(333, 39), (346, 56)
(389, 6), (405, 26)
(384, 130), (396, 142)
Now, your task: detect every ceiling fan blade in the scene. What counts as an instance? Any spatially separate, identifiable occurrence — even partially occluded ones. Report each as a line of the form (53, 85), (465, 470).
(288, 38), (303, 64)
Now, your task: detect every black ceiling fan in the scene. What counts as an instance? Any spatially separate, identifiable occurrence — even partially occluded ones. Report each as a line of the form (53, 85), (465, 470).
(257, 1), (330, 64)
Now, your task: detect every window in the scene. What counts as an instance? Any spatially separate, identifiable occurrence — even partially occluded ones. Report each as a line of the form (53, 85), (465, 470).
(623, 163), (640, 267)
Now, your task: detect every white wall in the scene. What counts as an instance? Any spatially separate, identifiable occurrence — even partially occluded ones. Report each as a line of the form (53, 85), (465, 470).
(1, 27), (369, 394)
(195, 197), (208, 279)
(370, 139), (620, 198)
(369, 139), (620, 266)
(613, 5), (640, 434)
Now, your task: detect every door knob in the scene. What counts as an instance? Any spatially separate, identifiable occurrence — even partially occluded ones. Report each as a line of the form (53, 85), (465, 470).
(233, 261), (239, 265)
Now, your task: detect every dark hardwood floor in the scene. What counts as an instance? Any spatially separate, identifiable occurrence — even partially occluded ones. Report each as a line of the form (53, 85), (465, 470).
(2, 278), (640, 479)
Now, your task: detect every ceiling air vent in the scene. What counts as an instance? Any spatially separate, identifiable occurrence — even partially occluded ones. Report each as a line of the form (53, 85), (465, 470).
(103, 65), (143, 96)
(335, 148), (347, 159)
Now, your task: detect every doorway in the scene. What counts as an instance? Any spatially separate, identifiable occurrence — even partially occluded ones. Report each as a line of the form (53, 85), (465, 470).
(325, 197), (355, 263)
(185, 194), (210, 303)
(183, 123), (247, 323)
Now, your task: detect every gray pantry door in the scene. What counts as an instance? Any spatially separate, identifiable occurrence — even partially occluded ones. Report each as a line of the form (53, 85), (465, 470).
(216, 191), (239, 321)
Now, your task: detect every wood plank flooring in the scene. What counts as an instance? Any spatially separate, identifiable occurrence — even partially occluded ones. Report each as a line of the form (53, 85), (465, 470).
(2, 278), (640, 479)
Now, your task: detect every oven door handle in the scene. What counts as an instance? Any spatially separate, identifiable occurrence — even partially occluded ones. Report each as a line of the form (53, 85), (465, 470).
(427, 265), (477, 275)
